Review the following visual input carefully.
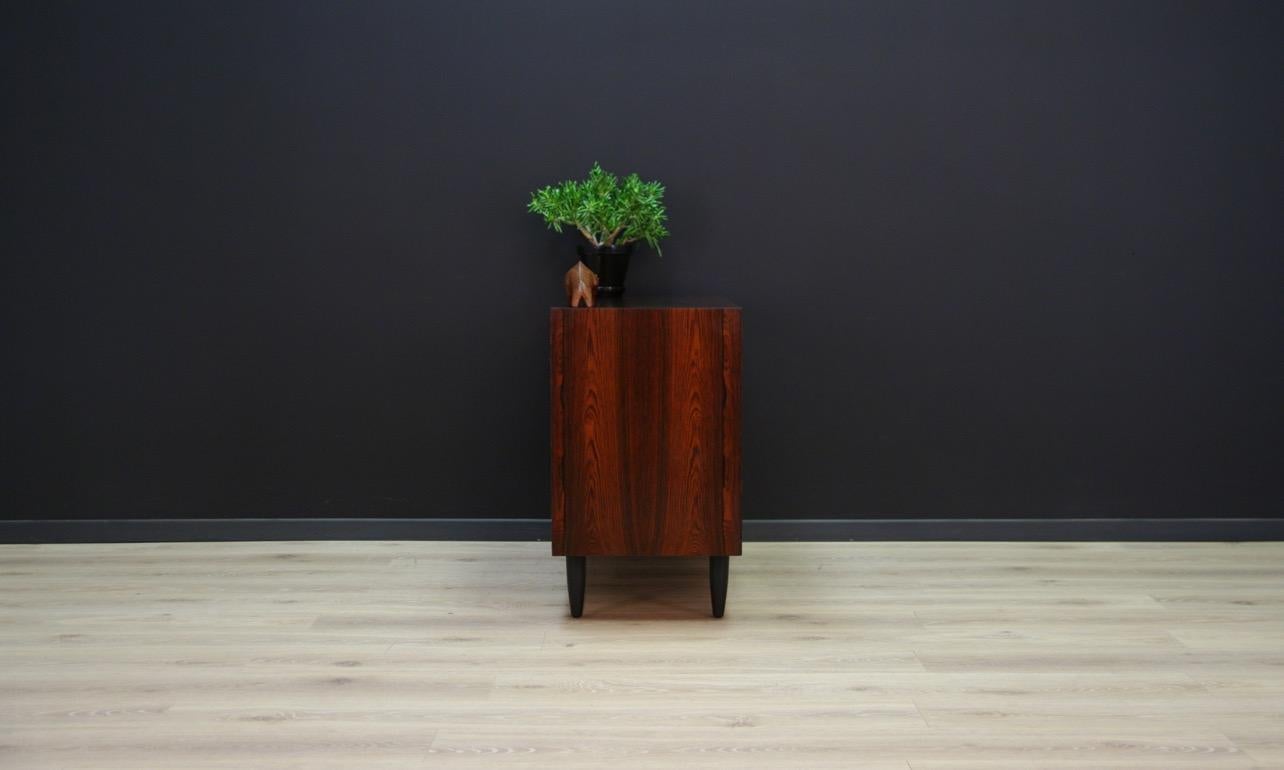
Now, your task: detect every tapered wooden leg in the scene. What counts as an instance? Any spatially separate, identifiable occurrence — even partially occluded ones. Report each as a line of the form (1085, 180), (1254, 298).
(709, 556), (729, 618)
(566, 556), (586, 618)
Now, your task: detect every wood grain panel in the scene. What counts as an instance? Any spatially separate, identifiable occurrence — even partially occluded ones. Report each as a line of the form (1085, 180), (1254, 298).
(722, 309), (742, 554)
(656, 309), (723, 555)
(618, 310), (666, 553)
(561, 309), (629, 555)
(549, 310), (566, 549)
(551, 306), (738, 556)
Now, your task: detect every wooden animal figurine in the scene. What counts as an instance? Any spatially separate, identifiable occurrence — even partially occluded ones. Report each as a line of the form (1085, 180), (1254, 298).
(564, 261), (598, 308)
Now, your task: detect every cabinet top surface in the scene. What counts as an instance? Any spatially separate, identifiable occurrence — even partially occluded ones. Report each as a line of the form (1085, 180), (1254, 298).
(551, 296), (739, 310)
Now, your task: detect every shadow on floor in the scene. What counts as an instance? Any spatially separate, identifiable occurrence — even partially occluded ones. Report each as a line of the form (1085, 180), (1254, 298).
(575, 556), (716, 620)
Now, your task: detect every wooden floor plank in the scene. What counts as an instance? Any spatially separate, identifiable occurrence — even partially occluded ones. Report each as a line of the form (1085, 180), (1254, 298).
(1, 540), (1281, 768)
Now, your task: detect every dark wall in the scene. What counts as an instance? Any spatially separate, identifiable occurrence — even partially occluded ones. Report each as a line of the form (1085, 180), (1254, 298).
(3, 1), (1281, 521)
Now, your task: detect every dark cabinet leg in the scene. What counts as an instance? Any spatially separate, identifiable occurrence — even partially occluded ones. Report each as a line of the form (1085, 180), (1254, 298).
(709, 556), (729, 618)
(566, 556), (586, 618)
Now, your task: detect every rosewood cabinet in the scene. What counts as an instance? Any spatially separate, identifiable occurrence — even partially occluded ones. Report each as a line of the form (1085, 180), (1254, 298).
(550, 298), (742, 617)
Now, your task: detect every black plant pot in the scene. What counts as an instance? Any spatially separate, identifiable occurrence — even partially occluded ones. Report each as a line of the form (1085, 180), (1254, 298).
(578, 243), (633, 295)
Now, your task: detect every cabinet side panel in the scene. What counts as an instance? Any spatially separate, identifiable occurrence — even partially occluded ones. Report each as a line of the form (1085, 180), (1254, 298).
(721, 309), (743, 555)
(657, 309), (726, 555)
(550, 310), (566, 555)
(564, 311), (629, 554)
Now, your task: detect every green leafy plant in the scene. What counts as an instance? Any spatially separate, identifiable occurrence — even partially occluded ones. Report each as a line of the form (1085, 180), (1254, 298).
(528, 163), (669, 254)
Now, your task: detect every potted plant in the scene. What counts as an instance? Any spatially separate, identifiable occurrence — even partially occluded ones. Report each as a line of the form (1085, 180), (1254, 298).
(528, 163), (669, 294)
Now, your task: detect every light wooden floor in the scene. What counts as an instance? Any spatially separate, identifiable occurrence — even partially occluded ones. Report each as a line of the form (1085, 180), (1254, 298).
(2, 541), (1282, 769)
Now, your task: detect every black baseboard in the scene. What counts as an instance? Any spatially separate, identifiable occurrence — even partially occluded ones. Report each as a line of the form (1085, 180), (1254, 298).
(1, 517), (1281, 544)
(744, 518), (1284, 542)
